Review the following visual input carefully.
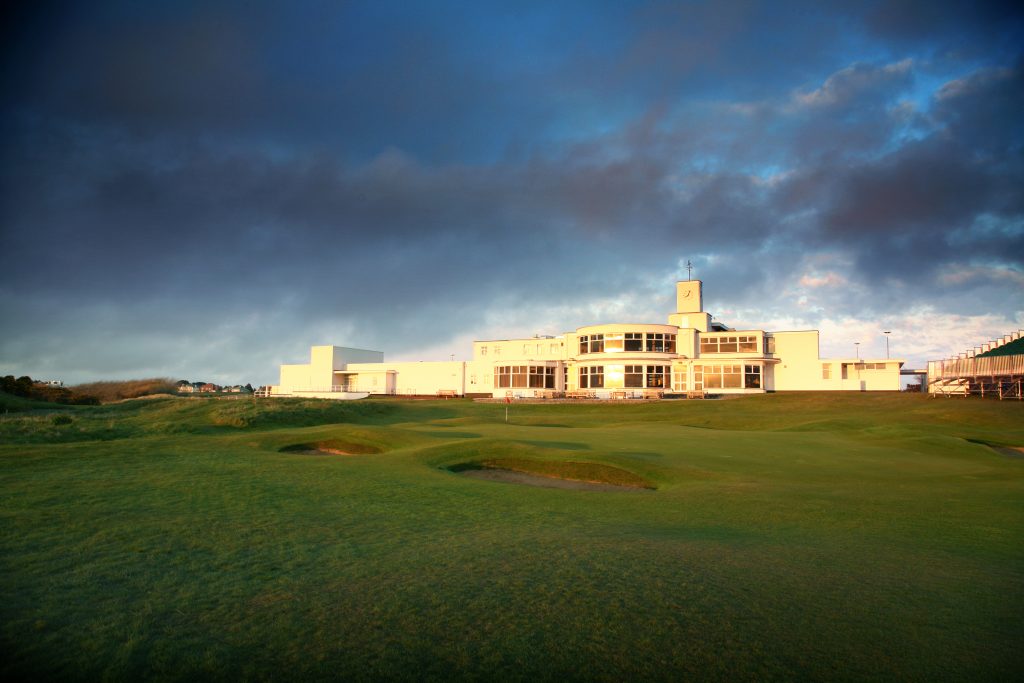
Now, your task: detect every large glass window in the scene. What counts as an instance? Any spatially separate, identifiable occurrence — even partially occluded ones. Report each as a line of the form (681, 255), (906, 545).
(625, 333), (644, 351)
(693, 366), (703, 391)
(701, 364), (743, 388)
(645, 333), (675, 353)
(744, 365), (761, 389)
(673, 367), (688, 391)
(589, 335), (604, 353)
(579, 366), (604, 388)
(579, 336), (588, 354)
(646, 365), (668, 388)
(497, 366), (554, 389)
(701, 335), (759, 354)
(604, 334), (624, 352)
(625, 365), (644, 388)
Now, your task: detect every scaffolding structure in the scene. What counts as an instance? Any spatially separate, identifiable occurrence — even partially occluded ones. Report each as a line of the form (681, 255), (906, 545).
(928, 353), (1024, 399)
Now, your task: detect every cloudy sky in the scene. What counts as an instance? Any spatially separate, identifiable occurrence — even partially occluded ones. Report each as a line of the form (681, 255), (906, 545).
(2, 1), (1022, 385)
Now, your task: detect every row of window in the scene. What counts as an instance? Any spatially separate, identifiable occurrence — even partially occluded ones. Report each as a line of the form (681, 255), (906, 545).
(579, 332), (676, 354)
(481, 334), (775, 358)
(577, 364), (760, 390)
(699, 335), (759, 354)
(480, 343), (561, 357)
(495, 366), (556, 388)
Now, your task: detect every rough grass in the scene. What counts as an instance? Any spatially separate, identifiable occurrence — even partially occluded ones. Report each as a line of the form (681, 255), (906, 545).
(69, 378), (181, 403)
(1, 393), (1022, 681)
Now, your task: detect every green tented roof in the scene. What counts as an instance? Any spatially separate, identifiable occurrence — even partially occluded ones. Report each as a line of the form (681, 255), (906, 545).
(976, 336), (1024, 357)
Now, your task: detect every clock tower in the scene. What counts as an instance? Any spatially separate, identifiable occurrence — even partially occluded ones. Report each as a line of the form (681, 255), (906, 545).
(675, 279), (703, 313)
(668, 280), (711, 332)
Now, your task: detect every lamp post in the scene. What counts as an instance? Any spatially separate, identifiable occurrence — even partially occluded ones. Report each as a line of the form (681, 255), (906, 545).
(854, 342), (860, 360)
(883, 331), (891, 359)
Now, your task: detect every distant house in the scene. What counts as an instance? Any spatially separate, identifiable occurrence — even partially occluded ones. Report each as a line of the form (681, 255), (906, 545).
(199, 383), (219, 393)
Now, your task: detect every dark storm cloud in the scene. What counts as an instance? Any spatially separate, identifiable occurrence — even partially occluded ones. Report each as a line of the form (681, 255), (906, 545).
(1, 1), (1022, 381)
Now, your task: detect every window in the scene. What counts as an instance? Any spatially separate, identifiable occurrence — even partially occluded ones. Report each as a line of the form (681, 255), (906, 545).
(645, 333), (675, 353)
(604, 334), (624, 352)
(625, 365), (644, 388)
(701, 335), (759, 354)
(625, 333), (644, 351)
(765, 336), (775, 354)
(550, 343), (559, 354)
(579, 335), (588, 354)
(673, 367), (688, 391)
(523, 344), (529, 354)
(693, 366), (703, 391)
(589, 334), (605, 353)
(646, 365), (668, 388)
(744, 365), (761, 389)
(701, 364), (742, 389)
(579, 366), (604, 388)
(480, 346), (487, 356)
(527, 366), (554, 388)
(494, 346), (501, 356)
(496, 366), (554, 389)
(822, 363), (831, 380)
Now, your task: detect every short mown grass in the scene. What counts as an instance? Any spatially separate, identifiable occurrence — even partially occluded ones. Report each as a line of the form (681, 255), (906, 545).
(1, 392), (1022, 680)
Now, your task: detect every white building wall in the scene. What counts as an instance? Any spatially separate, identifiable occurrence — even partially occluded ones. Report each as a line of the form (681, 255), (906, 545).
(346, 361), (466, 395)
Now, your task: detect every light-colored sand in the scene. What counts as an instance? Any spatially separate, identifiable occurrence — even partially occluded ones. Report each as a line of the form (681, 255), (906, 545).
(458, 468), (653, 492)
(297, 448), (357, 456)
(992, 445), (1024, 458)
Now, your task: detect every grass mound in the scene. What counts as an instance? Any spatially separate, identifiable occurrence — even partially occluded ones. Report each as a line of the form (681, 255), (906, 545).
(70, 378), (180, 403)
(449, 457), (654, 489)
(279, 439), (382, 455)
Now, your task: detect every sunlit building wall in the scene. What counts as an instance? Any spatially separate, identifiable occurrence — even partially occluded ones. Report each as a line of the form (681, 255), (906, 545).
(269, 280), (902, 398)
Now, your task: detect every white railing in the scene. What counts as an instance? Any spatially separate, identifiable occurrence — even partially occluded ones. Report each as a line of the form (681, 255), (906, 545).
(928, 355), (1024, 380)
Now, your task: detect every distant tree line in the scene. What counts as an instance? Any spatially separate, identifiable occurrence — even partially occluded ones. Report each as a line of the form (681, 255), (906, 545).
(1, 375), (100, 405)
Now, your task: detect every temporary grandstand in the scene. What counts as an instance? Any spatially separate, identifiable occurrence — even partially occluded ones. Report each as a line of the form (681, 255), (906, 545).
(928, 330), (1024, 399)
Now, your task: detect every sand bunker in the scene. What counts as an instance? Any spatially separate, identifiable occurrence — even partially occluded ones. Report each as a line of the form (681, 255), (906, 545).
(279, 440), (381, 456)
(458, 468), (653, 492)
(448, 459), (654, 492)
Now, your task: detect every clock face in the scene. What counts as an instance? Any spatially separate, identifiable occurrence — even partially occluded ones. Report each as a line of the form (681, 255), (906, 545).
(682, 290), (692, 298)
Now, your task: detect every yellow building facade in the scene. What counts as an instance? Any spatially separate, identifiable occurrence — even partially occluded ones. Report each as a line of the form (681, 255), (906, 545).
(269, 280), (902, 399)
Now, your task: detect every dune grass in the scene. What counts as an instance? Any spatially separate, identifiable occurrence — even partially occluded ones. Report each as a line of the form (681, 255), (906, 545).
(1, 392), (1022, 680)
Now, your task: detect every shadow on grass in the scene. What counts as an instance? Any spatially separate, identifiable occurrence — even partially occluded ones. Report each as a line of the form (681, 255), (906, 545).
(966, 438), (1024, 458)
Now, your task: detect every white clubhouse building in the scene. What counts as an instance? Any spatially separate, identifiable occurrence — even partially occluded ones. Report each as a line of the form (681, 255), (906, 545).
(269, 280), (902, 399)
